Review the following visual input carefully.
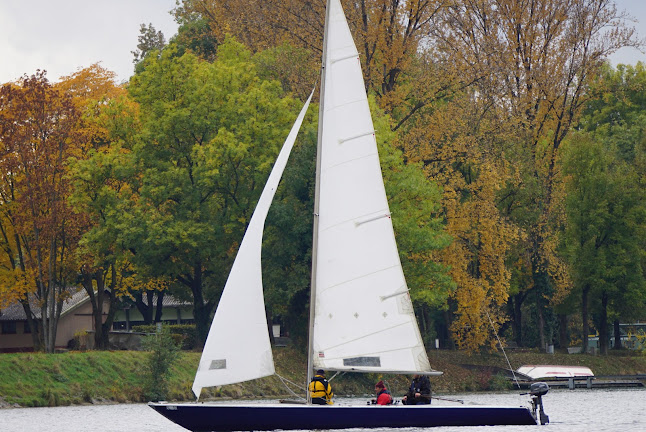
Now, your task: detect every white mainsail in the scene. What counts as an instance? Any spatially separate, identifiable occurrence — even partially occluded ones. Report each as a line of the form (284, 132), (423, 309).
(192, 91), (314, 398)
(311, 0), (439, 375)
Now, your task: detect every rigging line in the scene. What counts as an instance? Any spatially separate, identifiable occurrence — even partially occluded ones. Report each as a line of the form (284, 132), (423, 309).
(485, 309), (521, 390)
(275, 373), (306, 398)
(328, 371), (343, 382)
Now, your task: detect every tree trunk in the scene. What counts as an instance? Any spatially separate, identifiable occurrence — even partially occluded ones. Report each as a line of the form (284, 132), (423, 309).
(155, 292), (165, 322)
(534, 285), (546, 350)
(188, 262), (214, 349)
(267, 310), (275, 346)
(135, 291), (155, 324)
(443, 309), (455, 350)
(511, 293), (525, 347)
(581, 284), (590, 353)
(94, 274), (106, 349)
(193, 301), (211, 349)
(613, 319), (622, 349)
(558, 314), (569, 349)
(599, 291), (609, 355)
(21, 301), (43, 351)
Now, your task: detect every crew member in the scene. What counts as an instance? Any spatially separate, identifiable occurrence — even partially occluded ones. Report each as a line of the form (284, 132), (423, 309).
(402, 374), (431, 405)
(309, 369), (333, 405)
(372, 380), (393, 405)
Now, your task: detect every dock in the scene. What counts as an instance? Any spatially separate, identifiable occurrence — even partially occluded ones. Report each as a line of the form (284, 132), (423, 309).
(514, 374), (646, 390)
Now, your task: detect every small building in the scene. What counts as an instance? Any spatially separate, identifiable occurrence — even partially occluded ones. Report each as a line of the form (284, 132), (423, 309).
(111, 295), (194, 330)
(0, 292), (194, 352)
(0, 290), (103, 353)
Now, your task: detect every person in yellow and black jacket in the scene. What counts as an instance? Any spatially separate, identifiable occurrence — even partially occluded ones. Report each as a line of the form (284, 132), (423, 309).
(309, 369), (333, 405)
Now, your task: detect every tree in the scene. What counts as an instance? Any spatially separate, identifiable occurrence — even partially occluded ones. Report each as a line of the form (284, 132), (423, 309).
(0, 72), (82, 352)
(60, 64), (144, 350)
(372, 97), (454, 343)
(562, 131), (645, 354)
(132, 23), (167, 69)
(563, 62), (646, 353)
(123, 39), (303, 347)
(171, 5), (219, 62)
(401, 87), (523, 350)
(143, 326), (180, 401)
(413, 0), (638, 349)
(173, 0), (460, 124)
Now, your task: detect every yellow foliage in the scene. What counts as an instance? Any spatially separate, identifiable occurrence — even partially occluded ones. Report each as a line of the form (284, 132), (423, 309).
(403, 93), (520, 351)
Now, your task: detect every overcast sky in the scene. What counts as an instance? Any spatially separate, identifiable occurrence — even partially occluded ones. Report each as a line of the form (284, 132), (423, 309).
(0, 0), (178, 84)
(0, 0), (645, 85)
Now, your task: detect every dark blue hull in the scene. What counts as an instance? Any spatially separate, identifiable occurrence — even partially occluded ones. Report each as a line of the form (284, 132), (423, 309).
(148, 402), (538, 431)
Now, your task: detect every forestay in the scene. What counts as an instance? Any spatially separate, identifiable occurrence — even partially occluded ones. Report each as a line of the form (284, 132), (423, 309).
(311, 0), (440, 376)
(192, 91), (314, 398)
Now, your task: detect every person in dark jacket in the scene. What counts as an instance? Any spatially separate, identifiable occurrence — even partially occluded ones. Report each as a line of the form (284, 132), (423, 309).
(401, 374), (432, 405)
(309, 369), (333, 405)
(371, 380), (393, 405)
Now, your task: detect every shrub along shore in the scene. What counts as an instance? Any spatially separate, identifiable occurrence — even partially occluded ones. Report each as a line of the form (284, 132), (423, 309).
(1, 347), (644, 408)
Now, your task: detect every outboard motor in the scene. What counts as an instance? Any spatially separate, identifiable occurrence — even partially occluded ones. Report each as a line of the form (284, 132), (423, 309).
(529, 382), (549, 425)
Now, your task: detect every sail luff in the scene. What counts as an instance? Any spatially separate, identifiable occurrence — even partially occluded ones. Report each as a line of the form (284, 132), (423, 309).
(307, 0), (332, 403)
(192, 91), (314, 398)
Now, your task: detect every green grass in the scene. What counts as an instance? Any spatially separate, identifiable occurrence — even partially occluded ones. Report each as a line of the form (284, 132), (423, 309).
(0, 347), (644, 407)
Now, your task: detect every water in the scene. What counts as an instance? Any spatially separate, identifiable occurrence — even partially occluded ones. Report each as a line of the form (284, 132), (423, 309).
(0, 388), (643, 431)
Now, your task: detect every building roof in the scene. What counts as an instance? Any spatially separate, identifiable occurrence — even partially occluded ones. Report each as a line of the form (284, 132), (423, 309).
(0, 289), (89, 321)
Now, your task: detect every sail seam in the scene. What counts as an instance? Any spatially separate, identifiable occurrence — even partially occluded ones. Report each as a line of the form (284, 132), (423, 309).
(331, 53), (359, 63)
(355, 213), (391, 226)
(339, 130), (375, 144)
(317, 263), (401, 294)
(327, 98), (366, 112)
(318, 206), (391, 233)
(320, 151), (379, 173)
(316, 322), (416, 353)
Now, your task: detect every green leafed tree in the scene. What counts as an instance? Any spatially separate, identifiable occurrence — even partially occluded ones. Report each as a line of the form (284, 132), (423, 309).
(132, 23), (167, 70)
(561, 130), (646, 354)
(124, 38), (303, 347)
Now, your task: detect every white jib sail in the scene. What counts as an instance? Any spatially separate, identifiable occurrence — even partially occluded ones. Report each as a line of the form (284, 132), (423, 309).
(312, 0), (439, 375)
(193, 91), (314, 398)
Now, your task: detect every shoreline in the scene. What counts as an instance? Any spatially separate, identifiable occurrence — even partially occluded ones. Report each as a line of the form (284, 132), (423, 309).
(1, 348), (644, 408)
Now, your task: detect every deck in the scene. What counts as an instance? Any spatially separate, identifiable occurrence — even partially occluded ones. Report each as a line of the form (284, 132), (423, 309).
(514, 374), (646, 390)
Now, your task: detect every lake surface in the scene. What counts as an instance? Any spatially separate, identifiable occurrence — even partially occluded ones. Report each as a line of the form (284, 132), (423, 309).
(1, 388), (643, 431)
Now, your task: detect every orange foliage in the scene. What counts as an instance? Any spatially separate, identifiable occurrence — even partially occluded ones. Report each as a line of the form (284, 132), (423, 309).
(0, 66), (127, 313)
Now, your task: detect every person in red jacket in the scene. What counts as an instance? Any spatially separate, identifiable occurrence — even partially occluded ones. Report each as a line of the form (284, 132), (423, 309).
(372, 380), (393, 405)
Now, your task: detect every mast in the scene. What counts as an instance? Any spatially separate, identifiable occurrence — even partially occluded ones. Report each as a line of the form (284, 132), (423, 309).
(306, 0), (331, 404)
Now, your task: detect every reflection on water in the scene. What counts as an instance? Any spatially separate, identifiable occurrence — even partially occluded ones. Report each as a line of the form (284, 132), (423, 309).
(1, 388), (644, 432)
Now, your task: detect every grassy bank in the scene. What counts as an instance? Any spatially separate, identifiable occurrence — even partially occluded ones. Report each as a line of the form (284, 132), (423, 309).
(1, 347), (644, 408)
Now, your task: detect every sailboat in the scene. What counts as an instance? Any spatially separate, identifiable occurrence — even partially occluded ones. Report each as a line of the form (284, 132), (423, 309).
(149, 0), (547, 430)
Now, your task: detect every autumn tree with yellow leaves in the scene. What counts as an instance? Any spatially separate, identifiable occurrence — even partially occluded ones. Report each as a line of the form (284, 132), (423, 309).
(414, 0), (638, 349)
(0, 72), (83, 352)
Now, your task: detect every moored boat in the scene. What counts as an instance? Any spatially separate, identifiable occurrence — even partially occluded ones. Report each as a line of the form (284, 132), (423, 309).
(517, 365), (594, 379)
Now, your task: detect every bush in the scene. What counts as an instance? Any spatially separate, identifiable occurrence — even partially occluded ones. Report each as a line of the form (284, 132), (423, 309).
(142, 326), (181, 401)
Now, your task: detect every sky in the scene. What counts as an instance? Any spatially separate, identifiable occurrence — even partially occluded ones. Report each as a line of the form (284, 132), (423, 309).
(0, 0), (179, 84)
(0, 0), (645, 85)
